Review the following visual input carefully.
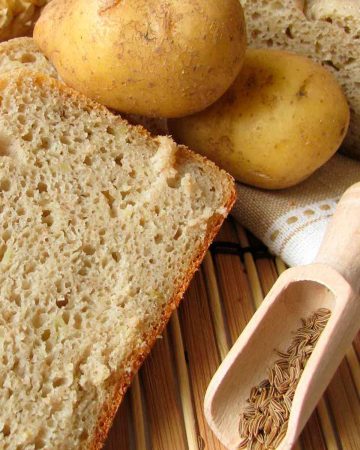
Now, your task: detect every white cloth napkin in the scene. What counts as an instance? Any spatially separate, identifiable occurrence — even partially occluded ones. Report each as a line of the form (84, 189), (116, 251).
(231, 154), (360, 267)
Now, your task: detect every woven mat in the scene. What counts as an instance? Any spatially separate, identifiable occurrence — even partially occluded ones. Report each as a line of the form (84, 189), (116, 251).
(104, 217), (360, 450)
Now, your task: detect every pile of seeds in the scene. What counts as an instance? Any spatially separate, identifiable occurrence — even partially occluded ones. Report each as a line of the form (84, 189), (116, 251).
(239, 308), (331, 449)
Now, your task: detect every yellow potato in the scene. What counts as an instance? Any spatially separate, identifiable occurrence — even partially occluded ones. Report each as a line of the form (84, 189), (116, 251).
(169, 49), (350, 189)
(34, 0), (246, 118)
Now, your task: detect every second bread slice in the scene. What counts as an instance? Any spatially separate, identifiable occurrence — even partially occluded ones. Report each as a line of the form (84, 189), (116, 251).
(0, 36), (57, 77)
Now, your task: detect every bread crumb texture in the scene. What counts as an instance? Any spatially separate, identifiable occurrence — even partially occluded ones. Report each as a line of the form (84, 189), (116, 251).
(0, 37), (58, 78)
(240, 0), (360, 157)
(0, 71), (233, 449)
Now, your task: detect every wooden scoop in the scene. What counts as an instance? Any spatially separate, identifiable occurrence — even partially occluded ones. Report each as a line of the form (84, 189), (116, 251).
(204, 182), (360, 450)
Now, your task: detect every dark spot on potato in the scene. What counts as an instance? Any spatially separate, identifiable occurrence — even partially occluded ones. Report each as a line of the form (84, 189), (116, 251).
(297, 85), (307, 98)
(297, 77), (312, 99)
(217, 135), (234, 154)
(264, 74), (274, 87)
(224, 89), (237, 105)
(142, 29), (156, 42)
(245, 73), (258, 90)
(247, 72), (274, 94)
(260, 93), (278, 108)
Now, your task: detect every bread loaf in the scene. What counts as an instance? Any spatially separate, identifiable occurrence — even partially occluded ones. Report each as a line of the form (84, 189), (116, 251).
(240, 0), (360, 158)
(0, 69), (234, 449)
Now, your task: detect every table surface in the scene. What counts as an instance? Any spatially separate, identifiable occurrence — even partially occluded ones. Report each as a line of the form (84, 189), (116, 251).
(103, 217), (360, 450)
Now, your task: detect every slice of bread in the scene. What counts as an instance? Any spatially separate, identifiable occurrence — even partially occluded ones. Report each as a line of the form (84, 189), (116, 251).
(0, 69), (235, 449)
(240, 0), (360, 159)
(0, 36), (58, 78)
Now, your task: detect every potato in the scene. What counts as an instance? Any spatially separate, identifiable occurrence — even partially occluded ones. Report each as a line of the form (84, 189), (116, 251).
(169, 49), (350, 189)
(34, 0), (246, 118)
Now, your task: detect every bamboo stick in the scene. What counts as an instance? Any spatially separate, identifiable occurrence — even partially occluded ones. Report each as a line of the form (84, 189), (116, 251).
(170, 312), (199, 450)
(316, 399), (340, 450)
(130, 375), (147, 450)
(353, 332), (360, 359)
(235, 223), (264, 309)
(255, 257), (278, 295)
(346, 346), (360, 396)
(202, 252), (230, 360)
(275, 256), (287, 275)
(300, 411), (327, 450)
(104, 396), (131, 450)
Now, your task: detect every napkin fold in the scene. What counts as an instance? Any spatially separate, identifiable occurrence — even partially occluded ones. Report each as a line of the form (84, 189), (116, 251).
(232, 155), (360, 267)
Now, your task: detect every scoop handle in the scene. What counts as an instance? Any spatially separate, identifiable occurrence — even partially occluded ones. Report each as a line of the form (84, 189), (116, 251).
(315, 182), (360, 295)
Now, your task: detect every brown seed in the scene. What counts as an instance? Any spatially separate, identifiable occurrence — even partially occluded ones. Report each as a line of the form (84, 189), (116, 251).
(258, 379), (270, 389)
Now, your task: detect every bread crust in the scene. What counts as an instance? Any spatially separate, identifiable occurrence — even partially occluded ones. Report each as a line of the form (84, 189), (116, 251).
(0, 69), (236, 450)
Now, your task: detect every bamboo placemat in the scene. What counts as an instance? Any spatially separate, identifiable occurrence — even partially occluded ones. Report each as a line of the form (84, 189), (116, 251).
(104, 217), (360, 450)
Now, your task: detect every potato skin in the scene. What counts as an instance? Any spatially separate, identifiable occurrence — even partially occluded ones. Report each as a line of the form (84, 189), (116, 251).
(34, 0), (246, 118)
(169, 49), (350, 189)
